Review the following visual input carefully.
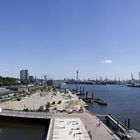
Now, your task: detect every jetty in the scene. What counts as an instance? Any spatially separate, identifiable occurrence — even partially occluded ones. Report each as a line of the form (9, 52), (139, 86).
(106, 114), (140, 140)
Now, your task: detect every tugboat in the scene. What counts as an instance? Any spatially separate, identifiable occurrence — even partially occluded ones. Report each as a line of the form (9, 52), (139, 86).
(95, 98), (107, 106)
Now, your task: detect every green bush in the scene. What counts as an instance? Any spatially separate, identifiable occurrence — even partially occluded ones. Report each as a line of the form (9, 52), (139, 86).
(23, 108), (29, 112)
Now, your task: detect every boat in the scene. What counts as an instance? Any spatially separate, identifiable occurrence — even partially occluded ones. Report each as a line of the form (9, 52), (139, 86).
(83, 96), (95, 103)
(127, 83), (140, 88)
(95, 98), (107, 106)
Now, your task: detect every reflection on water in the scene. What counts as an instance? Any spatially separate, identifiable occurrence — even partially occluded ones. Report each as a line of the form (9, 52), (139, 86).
(0, 123), (46, 140)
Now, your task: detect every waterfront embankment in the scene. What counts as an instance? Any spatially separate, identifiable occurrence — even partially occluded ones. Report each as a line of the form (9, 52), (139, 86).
(0, 89), (87, 113)
(0, 88), (120, 140)
(0, 110), (120, 140)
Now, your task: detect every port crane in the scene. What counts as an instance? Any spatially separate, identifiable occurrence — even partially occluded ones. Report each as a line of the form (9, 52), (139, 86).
(139, 72), (140, 81)
(131, 73), (135, 81)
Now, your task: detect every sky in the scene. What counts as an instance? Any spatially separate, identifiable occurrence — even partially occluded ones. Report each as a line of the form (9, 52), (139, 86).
(0, 0), (140, 80)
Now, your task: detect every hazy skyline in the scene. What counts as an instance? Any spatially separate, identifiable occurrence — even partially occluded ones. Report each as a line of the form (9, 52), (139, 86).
(0, 0), (140, 80)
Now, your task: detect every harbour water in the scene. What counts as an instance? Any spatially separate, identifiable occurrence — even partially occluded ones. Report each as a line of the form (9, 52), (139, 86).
(0, 123), (46, 140)
(65, 84), (140, 132)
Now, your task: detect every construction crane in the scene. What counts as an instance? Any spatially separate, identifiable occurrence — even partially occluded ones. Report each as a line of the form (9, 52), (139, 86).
(131, 73), (134, 81)
(138, 72), (140, 81)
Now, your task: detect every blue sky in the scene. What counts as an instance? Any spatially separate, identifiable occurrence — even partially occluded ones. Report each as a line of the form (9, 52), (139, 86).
(0, 0), (140, 80)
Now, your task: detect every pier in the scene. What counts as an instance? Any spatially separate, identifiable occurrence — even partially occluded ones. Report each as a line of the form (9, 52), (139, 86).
(106, 114), (132, 140)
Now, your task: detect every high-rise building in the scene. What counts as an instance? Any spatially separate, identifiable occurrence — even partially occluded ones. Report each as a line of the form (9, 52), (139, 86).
(20, 70), (29, 80)
(29, 76), (34, 82)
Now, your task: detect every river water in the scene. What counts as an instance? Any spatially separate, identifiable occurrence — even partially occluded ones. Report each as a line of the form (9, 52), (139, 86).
(0, 123), (45, 140)
(0, 123), (46, 140)
(64, 84), (140, 132)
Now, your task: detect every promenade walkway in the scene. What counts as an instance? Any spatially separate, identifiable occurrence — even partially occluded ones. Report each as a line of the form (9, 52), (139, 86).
(51, 112), (120, 140)
(0, 110), (120, 140)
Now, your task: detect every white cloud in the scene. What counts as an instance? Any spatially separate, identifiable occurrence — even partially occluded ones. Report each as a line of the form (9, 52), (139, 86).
(101, 59), (113, 64)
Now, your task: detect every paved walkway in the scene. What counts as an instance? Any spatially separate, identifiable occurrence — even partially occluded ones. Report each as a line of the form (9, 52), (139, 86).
(0, 110), (120, 140)
(52, 112), (120, 140)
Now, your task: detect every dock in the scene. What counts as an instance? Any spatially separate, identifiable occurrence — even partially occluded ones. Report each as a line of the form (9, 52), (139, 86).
(106, 114), (140, 140)
(106, 114), (129, 133)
